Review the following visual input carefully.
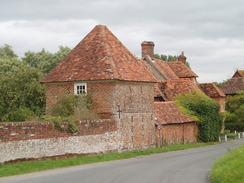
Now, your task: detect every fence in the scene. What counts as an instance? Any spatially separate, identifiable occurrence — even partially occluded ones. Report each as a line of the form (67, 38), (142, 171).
(219, 131), (244, 142)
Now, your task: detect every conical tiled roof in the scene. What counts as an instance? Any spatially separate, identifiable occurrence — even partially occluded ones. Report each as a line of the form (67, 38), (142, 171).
(42, 25), (157, 83)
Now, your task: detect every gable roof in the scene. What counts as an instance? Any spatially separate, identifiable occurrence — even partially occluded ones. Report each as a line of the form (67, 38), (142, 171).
(167, 61), (198, 78)
(232, 70), (244, 78)
(198, 83), (225, 98)
(153, 59), (179, 80)
(42, 25), (157, 83)
(154, 102), (195, 125)
(220, 77), (244, 95)
(156, 79), (199, 100)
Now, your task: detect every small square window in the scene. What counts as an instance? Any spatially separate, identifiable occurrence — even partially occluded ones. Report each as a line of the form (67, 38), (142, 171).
(74, 83), (87, 94)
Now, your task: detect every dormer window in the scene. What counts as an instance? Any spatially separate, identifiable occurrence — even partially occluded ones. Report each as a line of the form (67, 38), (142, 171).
(74, 83), (87, 94)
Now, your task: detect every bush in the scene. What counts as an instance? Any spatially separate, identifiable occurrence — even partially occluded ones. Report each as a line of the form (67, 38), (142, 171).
(225, 123), (244, 132)
(46, 94), (99, 133)
(2, 108), (35, 122)
(175, 90), (222, 142)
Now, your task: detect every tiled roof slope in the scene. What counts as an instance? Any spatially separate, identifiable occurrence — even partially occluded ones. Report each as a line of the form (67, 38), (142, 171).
(233, 70), (244, 78)
(154, 102), (195, 125)
(42, 25), (157, 83)
(157, 79), (199, 100)
(168, 61), (198, 78)
(153, 59), (179, 80)
(198, 83), (225, 98)
(220, 77), (244, 95)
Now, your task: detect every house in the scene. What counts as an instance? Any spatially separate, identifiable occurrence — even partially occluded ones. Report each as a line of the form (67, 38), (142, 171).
(220, 70), (244, 96)
(42, 25), (158, 150)
(198, 83), (226, 112)
(42, 25), (224, 148)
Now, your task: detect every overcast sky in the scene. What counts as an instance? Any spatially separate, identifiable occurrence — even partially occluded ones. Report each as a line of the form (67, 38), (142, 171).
(1, 0), (243, 83)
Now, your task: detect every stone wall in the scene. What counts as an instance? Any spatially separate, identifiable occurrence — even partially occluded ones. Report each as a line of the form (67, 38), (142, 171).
(0, 120), (120, 163)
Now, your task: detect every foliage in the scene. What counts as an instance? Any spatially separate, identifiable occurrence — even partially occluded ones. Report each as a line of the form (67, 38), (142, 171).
(0, 45), (46, 122)
(154, 54), (178, 62)
(224, 91), (244, 131)
(154, 53), (190, 67)
(0, 142), (216, 177)
(0, 44), (18, 59)
(22, 46), (71, 74)
(213, 81), (226, 87)
(45, 94), (99, 133)
(225, 123), (244, 132)
(210, 145), (244, 183)
(175, 90), (222, 142)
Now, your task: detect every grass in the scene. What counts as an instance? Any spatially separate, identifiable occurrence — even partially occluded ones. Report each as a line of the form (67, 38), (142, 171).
(0, 142), (216, 177)
(210, 145), (244, 183)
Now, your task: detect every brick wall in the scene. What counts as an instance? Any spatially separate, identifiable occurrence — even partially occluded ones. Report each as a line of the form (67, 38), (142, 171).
(114, 82), (156, 150)
(45, 83), (73, 112)
(157, 123), (198, 145)
(0, 120), (120, 163)
(0, 120), (117, 142)
(212, 97), (225, 113)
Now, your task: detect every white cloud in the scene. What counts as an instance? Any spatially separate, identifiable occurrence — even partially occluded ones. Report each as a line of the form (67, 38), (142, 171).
(0, 0), (244, 82)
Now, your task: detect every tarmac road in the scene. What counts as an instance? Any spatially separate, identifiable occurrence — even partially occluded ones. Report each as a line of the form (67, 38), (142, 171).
(1, 139), (244, 183)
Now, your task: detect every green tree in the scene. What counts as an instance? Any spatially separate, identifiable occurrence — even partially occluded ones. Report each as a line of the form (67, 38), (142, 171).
(0, 44), (18, 58)
(0, 45), (45, 122)
(225, 92), (244, 131)
(154, 53), (190, 67)
(175, 90), (222, 142)
(154, 54), (178, 62)
(22, 46), (71, 74)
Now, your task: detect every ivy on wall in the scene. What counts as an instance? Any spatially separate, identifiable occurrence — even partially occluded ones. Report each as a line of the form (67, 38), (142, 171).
(175, 90), (222, 142)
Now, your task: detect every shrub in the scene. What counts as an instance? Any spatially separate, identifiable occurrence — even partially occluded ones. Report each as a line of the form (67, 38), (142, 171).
(46, 94), (99, 133)
(175, 90), (222, 142)
(225, 123), (244, 132)
(2, 108), (35, 122)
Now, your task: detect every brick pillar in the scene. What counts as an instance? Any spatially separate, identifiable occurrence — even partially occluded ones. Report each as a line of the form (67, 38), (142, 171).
(141, 41), (155, 59)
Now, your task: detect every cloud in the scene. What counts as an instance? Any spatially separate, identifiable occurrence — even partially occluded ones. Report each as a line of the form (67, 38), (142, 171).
(0, 0), (244, 82)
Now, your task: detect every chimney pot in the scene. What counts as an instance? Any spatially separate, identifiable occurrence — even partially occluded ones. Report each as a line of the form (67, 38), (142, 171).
(141, 41), (155, 59)
(178, 51), (187, 64)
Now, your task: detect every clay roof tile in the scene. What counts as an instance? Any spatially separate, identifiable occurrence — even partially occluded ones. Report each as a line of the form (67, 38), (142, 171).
(42, 25), (157, 83)
(154, 102), (195, 124)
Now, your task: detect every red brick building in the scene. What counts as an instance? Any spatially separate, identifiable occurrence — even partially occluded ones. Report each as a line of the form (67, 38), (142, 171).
(42, 25), (224, 147)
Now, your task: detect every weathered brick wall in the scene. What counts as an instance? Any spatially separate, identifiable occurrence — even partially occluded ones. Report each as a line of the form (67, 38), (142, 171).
(0, 120), (117, 142)
(45, 83), (73, 112)
(114, 82), (156, 150)
(0, 120), (120, 163)
(43, 80), (156, 153)
(88, 82), (116, 119)
(212, 97), (225, 113)
(160, 123), (198, 145)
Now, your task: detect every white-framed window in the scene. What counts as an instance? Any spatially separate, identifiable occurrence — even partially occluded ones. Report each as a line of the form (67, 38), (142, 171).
(74, 83), (87, 94)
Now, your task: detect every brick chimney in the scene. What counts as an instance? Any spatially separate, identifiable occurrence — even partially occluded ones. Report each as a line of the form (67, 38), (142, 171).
(141, 41), (155, 59)
(178, 51), (187, 64)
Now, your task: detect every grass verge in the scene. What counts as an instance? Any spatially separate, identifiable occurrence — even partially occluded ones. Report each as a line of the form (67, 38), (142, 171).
(210, 145), (244, 183)
(0, 142), (216, 177)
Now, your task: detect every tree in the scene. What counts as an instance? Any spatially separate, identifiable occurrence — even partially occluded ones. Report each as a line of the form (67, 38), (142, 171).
(22, 46), (71, 74)
(0, 45), (45, 122)
(154, 54), (178, 62)
(225, 92), (244, 131)
(0, 44), (18, 59)
(154, 53), (191, 68)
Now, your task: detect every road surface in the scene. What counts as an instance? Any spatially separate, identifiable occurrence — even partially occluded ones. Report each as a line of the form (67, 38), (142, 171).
(1, 139), (244, 183)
